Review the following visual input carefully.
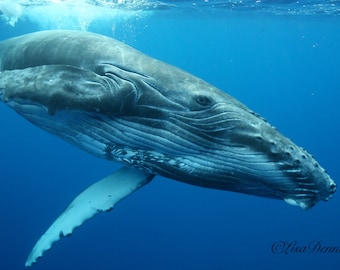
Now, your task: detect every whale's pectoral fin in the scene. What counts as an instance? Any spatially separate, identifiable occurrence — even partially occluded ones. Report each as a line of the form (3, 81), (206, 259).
(25, 167), (154, 267)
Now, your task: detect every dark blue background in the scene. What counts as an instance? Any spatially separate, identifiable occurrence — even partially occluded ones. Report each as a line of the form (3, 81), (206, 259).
(1, 4), (339, 270)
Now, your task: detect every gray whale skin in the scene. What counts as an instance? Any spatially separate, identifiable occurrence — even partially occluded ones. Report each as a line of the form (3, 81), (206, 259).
(0, 30), (336, 266)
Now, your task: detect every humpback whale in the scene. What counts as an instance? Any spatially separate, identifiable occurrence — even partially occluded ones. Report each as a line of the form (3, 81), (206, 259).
(0, 30), (336, 266)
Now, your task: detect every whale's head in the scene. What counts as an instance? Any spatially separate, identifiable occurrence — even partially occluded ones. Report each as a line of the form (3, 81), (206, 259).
(0, 30), (336, 209)
(124, 67), (336, 210)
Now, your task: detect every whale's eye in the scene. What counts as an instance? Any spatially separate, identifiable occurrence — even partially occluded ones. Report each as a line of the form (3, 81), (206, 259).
(195, 95), (212, 107)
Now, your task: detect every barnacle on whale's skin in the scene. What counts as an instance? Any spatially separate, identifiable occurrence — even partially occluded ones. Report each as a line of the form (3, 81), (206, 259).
(104, 143), (115, 160)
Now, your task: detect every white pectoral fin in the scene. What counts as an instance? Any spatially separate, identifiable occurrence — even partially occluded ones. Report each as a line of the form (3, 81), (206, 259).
(25, 167), (154, 267)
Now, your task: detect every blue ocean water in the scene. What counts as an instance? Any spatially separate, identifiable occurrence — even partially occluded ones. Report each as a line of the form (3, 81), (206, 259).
(0, 1), (340, 270)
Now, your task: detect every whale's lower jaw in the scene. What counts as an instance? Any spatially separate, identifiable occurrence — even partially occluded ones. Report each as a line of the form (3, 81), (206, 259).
(7, 100), (335, 209)
(149, 151), (335, 210)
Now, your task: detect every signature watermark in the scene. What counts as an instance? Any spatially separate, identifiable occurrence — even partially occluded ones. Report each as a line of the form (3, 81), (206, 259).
(271, 241), (340, 255)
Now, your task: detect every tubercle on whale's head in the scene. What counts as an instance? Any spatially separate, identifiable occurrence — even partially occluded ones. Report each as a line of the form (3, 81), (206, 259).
(215, 101), (335, 209)
(251, 116), (336, 209)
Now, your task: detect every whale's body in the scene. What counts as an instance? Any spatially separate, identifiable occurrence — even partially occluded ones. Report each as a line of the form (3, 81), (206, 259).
(0, 31), (336, 266)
